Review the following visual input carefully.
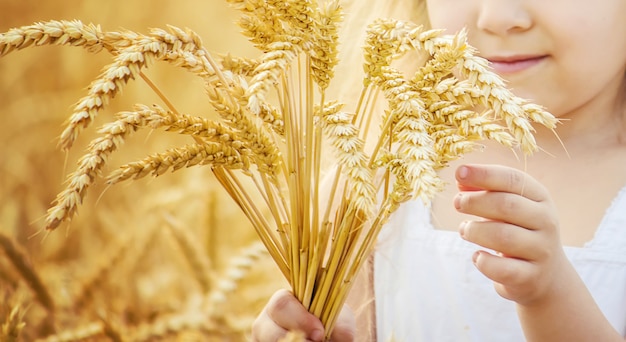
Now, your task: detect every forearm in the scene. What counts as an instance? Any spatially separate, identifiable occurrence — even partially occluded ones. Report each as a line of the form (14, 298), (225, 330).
(516, 263), (623, 342)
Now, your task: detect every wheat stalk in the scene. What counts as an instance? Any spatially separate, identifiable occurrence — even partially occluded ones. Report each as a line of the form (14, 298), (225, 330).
(72, 229), (141, 309)
(0, 232), (54, 315)
(164, 214), (213, 293)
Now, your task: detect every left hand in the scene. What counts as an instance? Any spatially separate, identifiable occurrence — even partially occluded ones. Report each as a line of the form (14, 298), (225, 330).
(453, 164), (570, 305)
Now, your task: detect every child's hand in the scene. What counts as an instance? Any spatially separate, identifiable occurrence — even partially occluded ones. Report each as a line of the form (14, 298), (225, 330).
(453, 164), (570, 305)
(251, 289), (356, 342)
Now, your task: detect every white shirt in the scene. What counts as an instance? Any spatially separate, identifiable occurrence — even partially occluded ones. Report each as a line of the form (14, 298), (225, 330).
(375, 186), (626, 341)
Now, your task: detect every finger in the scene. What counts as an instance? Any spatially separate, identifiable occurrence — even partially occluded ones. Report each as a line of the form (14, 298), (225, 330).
(251, 311), (289, 342)
(472, 250), (539, 300)
(454, 190), (555, 230)
(460, 220), (547, 260)
(456, 164), (547, 202)
(330, 304), (356, 341)
(265, 289), (325, 341)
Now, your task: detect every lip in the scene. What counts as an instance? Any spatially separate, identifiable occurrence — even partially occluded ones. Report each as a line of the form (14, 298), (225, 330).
(484, 55), (547, 74)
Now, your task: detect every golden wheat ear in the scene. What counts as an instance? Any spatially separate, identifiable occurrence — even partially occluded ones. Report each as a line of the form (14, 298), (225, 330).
(204, 241), (268, 313)
(0, 20), (106, 56)
(0, 304), (27, 342)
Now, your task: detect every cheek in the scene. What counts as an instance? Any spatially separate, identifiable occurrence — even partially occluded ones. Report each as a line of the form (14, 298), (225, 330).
(547, 35), (626, 114)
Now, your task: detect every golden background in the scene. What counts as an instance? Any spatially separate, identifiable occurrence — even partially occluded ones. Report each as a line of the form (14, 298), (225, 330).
(0, 0), (286, 340)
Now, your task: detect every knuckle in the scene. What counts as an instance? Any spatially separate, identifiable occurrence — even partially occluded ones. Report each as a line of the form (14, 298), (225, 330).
(458, 192), (474, 212)
(494, 225), (515, 250)
(497, 262), (520, 284)
(545, 211), (560, 231)
(534, 243), (554, 261)
(494, 283), (518, 301)
(267, 290), (293, 316)
(251, 310), (282, 342)
(495, 194), (517, 216)
(266, 289), (322, 334)
(508, 170), (524, 193)
(482, 255), (523, 286)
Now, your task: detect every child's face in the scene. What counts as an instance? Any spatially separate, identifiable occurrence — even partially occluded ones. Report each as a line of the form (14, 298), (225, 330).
(425, 0), (626, 116)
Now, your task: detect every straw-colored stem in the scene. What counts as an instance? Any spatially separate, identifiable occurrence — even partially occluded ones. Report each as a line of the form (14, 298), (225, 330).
(353, 85), (372, 131)
(138, 72), (180, 116)
(0, 232), (54, 314)
(310, 203), (357, 317)
(297, 54), (320, 308)
(360, 87), (381, 145)
(301, 90), (325, 309)
(367, 107), (395, 169)
(281, 68), (303, 297)
(164, 215), (213, 293)
(213, 168), (289, 278)
(260, 173), (290, 254)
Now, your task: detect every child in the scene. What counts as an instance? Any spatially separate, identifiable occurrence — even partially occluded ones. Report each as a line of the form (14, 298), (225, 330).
(252, 0), (626, 340)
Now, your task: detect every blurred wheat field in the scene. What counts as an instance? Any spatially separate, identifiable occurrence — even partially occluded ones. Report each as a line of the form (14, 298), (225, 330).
(0, 0), (287, 340)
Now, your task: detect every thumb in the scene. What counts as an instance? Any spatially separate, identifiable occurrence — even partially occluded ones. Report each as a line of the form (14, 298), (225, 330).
(266, 289), (326, 341)
(329, 304), (356, 341)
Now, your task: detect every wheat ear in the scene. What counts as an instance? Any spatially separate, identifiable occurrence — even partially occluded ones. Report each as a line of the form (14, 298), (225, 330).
(226, 0), (285, 50)
(309, 0), (342, 90)
(106, 142), (248, 184)
(204, 241), (268, 314)
(58, 45), (155, 150)
(45, 106), (144, 230)
(0, 20), (106, 56)
(59, 25), (217, 150)
(128, 310), (228, 341)
(1, 305), (26, 342)
(46, 103), (250, 229)
(206, 85), (282, 179)
(318, 103), (376, 214)
(35, 323), (105, 342)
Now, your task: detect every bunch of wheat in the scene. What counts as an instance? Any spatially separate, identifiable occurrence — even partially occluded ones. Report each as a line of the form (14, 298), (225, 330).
(0, 0), (556, 338)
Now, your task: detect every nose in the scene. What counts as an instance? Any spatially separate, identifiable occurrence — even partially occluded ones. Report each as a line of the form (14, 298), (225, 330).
(476, 0), (533, 36)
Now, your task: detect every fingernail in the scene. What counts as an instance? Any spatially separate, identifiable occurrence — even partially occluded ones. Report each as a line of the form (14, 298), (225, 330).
(459, 221), (467, 238)
(472, 251), (480, 265)
(458, 165), (469, 180)
(454, 193), (462, 210)
(310, 329), (324, 342)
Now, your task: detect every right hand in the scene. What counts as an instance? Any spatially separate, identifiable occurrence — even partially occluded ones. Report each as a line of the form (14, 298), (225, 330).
(251, 289), (356, 342)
